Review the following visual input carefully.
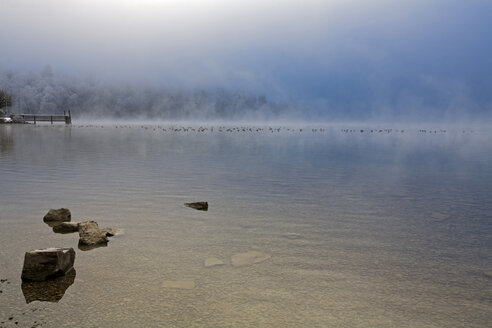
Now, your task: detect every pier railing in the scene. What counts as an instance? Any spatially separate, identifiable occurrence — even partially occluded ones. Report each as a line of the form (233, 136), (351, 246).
(10, 111), (72, 124)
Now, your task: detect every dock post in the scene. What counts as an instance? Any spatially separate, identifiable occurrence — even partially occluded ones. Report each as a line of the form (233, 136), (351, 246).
(34, 116), (36, 124)
(68, 110), (72, 124)
(51, 116), (53, 124)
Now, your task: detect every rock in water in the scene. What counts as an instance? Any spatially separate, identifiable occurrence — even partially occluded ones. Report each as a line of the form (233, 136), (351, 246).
(21, 248), (76, 282)
(78, 221), (108, 249)
(43, 208), (71, 223)
(231, 251), (271, 267)
(184, 201), (208, 211)
(52, 222), (80, 233)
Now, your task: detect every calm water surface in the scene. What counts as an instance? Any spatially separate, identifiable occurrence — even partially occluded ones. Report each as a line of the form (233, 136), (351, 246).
(0, 123), (491, 327)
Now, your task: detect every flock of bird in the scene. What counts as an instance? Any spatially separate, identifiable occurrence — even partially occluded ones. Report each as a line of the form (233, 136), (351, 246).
(32, 124), (476, 134)
(69, 125), (322, 133)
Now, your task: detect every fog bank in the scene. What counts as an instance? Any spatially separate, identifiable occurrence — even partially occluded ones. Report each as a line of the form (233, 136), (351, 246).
(2, 69), (491, 123)
(0, 69), (301, 121)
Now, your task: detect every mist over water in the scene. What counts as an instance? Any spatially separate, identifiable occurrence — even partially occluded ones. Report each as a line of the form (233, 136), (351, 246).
(2, 68), (491, 123)
(0, 69), (294, 121)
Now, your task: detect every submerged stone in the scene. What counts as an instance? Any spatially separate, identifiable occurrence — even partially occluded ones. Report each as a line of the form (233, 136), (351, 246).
(231, 251), (271, 267)
(21, 248), (75, 282)
(184, 201), (208, 211)
(162, 280), (195, 289)
(204, 257), (224, 268)
(43, 208), (71, 223)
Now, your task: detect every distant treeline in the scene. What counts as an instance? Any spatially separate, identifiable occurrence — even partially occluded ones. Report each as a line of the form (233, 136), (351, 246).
(0, 68), (291, 120)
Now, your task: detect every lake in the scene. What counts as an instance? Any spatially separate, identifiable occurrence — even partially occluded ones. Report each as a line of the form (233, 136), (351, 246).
(0, 123), (491, 327)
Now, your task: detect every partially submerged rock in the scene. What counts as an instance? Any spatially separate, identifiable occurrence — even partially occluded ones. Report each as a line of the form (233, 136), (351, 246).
(53, 222), (80, 234)
(184, 201), (208, 211)
(204, 257), (224, 268)
(78, 221), (108, 249)
(48, 219), (118, 250)
(52, 221), (121, 237)
(231, 251), (271, 267)
(43, 208), (71, 224)
(21, 248), (76, 282)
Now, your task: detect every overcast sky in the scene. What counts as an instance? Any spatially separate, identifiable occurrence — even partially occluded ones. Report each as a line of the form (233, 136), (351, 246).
(1, 0), (491, 119)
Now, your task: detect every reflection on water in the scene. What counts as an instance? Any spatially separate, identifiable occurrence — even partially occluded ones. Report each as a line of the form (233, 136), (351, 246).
(77, 241), (108, 252)
(21, 269), (76, 304)
(0, 125), (13, 154)
(0, 123), (491, 327)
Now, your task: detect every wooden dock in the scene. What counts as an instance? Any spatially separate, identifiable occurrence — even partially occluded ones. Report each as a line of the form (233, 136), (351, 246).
(11, 111), (72, 124)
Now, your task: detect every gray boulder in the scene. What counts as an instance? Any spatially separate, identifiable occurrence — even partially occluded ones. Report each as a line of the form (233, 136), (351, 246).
(78, 221), (108, 249)
(184, 201), (208, 211)
(43, 208), (71, 223)
(21, 248), (76, 282)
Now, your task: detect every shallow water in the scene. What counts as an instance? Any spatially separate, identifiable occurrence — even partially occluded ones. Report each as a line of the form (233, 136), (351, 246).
(0, 123), (491, 327)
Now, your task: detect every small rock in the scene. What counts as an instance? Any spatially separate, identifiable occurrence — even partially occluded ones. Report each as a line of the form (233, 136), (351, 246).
(52, 222), (80, 234)
(43, 208), (71, 223)
(231, 251), (271, 267)
(78, 221), (108, 249)
(162, 280), (195, 289)
(21, 248), (75, 282)
(204, 257), (224, 268)
(184, 201), (208, 211)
